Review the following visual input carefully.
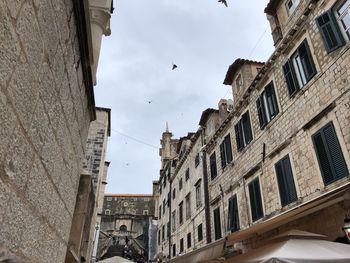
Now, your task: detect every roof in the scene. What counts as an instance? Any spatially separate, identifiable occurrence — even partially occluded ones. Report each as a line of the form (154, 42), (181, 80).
(223, 59), (264, 85)
(105, 193), (153, 197)
(199, 108), (218, 126)
(264, 0), (279, 15)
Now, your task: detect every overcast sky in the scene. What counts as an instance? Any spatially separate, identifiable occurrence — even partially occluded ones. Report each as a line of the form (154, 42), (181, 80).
(94, 0), (275, 194)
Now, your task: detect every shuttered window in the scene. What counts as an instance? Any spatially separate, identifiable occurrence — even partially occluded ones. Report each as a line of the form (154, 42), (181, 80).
(214, 207), (222, 240)
(180, 238), (184, 253)
(198, 224), (203, 241)
(275, 155), (298, 207)
(316, 10), (345, 53)
(187, 232), (192, 248)
(312, 122), (349, 185)
(220, 134), (233, 169)
(227, 195), (240, 232)
(172, 244), (176, 257)
(210, 152), (218, 180)
(283, 60), (299, 96)
(248, 178), (264, 222)
(256, 81), (279, 129)
(179, 201), (183, 225)
(235, 111), (253, 151)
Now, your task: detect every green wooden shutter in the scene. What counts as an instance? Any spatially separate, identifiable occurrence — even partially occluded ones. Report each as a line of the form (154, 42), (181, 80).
(214, 207), (222, 240)
(256, 95), (267, 129)
(249, 178), (263, 222)
(210, 152), (217, 179)
(298, 40), (316, 82)
(220, 142), (226, 169)
(242, 112), (253, 144)
(276, 155), (297, 207)
(235, 122), (243, 151)
(316, 10), (345, 53)
(283, 60), (299, 96)
(266, 82), (279, 118)
(225, 134), (233, 163)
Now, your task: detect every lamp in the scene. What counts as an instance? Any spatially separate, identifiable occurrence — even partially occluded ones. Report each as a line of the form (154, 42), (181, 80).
(342, 218), (350, 243)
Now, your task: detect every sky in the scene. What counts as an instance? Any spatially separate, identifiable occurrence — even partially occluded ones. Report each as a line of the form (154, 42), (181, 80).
(94, 0), (275, 194)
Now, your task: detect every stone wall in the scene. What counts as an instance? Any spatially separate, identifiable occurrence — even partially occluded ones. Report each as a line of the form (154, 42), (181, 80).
(0, 1), (93, 262)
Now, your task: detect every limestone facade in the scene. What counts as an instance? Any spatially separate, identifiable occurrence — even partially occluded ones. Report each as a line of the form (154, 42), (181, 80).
(0, 0), (112, 262)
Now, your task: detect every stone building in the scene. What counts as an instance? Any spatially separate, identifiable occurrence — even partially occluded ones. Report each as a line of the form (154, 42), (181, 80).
(0, 0), (113, 262)
(156, 0), (350, 262)
(97, 193), (157, 261)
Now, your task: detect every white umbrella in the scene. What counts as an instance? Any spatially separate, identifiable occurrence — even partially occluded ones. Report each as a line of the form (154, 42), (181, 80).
(226, 230), (350, 263)
(98, 256), (134, 263)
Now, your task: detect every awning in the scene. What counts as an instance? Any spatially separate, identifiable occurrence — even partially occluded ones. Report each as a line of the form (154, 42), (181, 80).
(227, 183), (350, 245)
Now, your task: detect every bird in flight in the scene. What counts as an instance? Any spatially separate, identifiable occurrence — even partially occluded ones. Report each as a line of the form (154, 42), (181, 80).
(172, 63), (178, 70)
(218, 0), (228, 7)
(147, 100), (153, 104)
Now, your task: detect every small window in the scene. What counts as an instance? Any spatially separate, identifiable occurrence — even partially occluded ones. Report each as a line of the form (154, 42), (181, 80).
(185, 193), (191, 220)
(235, 74), (243, 91)
(179, 238), (184, 253)
(213, 207), (222, 240)
(172, 244), (176, 257)
(195, 153), (200, 168)
(172, 210), (176, 232)
(286, 0), (300, 16)
(220, 134), (233, 169)
(248, 177), (264, 222)
(143, 210), (149, 215)
(163, 199), (166, 214)
(162, 225), (165, 241)
(172, 188), (176, 199)
(210, 152), (218, 180)
(106, 197), (112, 201)
(167, 222), (170, 238)
(105, 209), (111, 215)
(179, 201), (184, 225)
(256, 81), (279, 129)
(195, 182), (202, 208)
(283, 40), (316, 96)
(185, 168), (190, 181)
(179, 178), (183, 190)
(275, 155), (298, 206)
(198, 224), (203, 241)
(312, 122), (349, 185)
(159, 205), (162, 220)
(187, 232), (192, 248)
(158, 229), (161, 245)
(120, 225), (127, 232)
(235, 111), (253, 151)
(227, 195), (240, 232)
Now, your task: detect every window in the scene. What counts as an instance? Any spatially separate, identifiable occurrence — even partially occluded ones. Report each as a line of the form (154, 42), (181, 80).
(185, 194), (191, 220)
(179, 178), (183, 190)
(179, 238), (184, 253)
(172, 210), (176, 232)
(162, 225), (165, 241)
(187, 232), (192, 248)
(143, 210), (149, 215)
(195, 181), (202, 208)
(275, 155), (298, 206)
(283, 40), (316, 96)
(213, 207), (222, 240)
(172, 244), (176, 257)
(227, 195), (240, 232)
(336, 0), (350, 39)
(172, 188), (176, 199)
(179, 201), (184, 225)
(163, 199), (166, 214)
(185, 168), (190, 181)
(235, 111), (253, 151)
(312, 122), (349, 185)
(158, 229), (161, 245)
(210, 152), (218, 179)
(195, 153), (200, 168)
(106, 197), (112, 201)
(159, 205), (162, 219)
(120, 225), (127, 232)
(198, 224), (203, 241)
(167, 192), (170, 207)
(248, 177), (264, 222)
(163, 176), (167, 188)
(235, 74), (243, 91)
(286, 0), (300, 16)
(256, 81), (279, 129)
(220, 134), (233, 169)
(167, 222), (170, 238)
(105, 209), (110, 215)
(159, 184), (162, 195)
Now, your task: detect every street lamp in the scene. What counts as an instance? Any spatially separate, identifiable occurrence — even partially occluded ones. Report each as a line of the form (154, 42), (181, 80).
(342, 218), (350, 243)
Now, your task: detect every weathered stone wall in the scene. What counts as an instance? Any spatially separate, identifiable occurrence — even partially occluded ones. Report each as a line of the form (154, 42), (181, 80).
(207, 0), (350, 247)
(0, 1), (92, 262)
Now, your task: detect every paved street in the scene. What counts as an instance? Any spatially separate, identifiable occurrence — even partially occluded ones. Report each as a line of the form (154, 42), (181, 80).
(99, 256), (134, 263)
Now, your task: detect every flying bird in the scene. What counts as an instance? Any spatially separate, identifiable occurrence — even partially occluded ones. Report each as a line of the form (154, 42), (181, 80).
(172, 63), (178, 70)
(147, 100), (153, 104)
(218, 0), (228, 7)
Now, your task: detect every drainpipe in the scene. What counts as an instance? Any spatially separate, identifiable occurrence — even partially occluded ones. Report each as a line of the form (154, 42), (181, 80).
(200, 127), (212, 244)
(168, 163), (172, 259)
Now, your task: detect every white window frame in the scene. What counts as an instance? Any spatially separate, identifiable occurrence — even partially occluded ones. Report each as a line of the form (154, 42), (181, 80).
(334, 0), (350, 40)
(292, 53), (307, 87)
(195, 183), (202, 208)
(286, 0), (300, 16)
(105, 209), (111, 215)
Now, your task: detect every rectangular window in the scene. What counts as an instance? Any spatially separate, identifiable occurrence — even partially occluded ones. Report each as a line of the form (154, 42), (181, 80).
(179, 178), (183, 190)
(195, 153), (200, 168)
(185, 168), (190, 181)
(227, 195), (240, 232)
(248, 177), (264, 222)
(172, 188), (176, 199)
(220, 134), (233, 169)
(180, 238), (184, 253)
(195, 182), (202, 208)
(198, 224), (203, 241)
(105, 209), (110, 215)
(163, 199), (166, 214)
(235, 111), (253, 151)
(275, 155), (298, 206)
(312, 122), (349, 185)
(187, 232), (192, 248)
(210, 152), (218, 179)
(162, 225), (165, 241)
(213, 207), (222, 240)
(106, 197), (112, 201)
(286, 0), (300, 16)
(283, 40), (316, 96)
(158, 229), (161, 245)
(172, 244), (176, 257)
(256, 81), (279, 129)
(172, 210), (176, 232)
(159, 205), (162, 219)
(179, 201), (184, 225)
(167, 192), (170, 207)
(185, 194), (191, 220)
(167, 222), (170, 238)
(335, 0), (350, 39)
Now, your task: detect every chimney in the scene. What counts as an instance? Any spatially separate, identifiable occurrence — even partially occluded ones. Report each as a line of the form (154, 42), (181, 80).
(218, 99), (229, 123)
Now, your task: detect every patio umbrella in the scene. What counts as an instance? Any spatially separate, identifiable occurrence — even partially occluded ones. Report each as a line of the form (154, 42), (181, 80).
(225, 230), (350, 263)
(98, 256), (134, 263)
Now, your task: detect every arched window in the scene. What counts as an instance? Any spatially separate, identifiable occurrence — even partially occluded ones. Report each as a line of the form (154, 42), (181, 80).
(120, 225), (127, 232)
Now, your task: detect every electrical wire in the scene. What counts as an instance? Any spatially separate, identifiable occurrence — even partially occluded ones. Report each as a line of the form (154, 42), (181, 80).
(248, 24), (269, 59)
